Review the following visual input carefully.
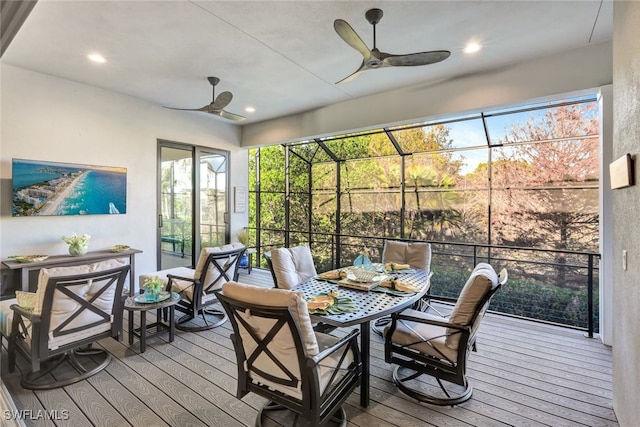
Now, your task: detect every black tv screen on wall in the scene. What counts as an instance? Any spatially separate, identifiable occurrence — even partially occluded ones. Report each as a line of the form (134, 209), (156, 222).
(12, 158), (127, 217)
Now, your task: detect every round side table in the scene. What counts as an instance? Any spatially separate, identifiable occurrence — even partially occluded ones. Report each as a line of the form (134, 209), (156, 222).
(124, 291), (180, 353)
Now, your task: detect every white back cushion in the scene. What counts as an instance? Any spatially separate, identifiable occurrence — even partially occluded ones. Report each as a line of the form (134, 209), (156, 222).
(446, 263), (498, 350)
(194, 243), (245, 291)
(382, 241), (432, 270)
(222, 281), (319, 399)
(270, 246), (317, 289)
(33, 259), (126, 346)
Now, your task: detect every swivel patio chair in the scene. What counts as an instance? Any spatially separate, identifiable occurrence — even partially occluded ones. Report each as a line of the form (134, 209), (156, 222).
(262, 251), (278, 286)
(215, 281), (362, 427)
(384, 263), (507, 406)
(7, 261), (130, 390)
(269, 245), (317, 289)
(372, 240), (432, 336)
(140, 243), (245, 331)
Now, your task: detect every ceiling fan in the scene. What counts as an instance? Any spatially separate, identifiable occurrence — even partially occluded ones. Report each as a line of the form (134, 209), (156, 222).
(164, 77), (246, 121)
(333, 8), (451, 84)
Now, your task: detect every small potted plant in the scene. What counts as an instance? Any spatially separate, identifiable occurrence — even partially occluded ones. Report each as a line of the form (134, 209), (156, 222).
(143, 276), (165, 302)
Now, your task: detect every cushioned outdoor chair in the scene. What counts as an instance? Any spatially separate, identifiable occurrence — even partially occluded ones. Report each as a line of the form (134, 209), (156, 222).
(140, 243), (246, 332)
(372, 240), (432, 336)
(262, 251), (278, 286)
(384, 263), (507, 406)
(215, 281), (362, 427)
(7, 261), (130, 390)
(269, 245), (317, 289)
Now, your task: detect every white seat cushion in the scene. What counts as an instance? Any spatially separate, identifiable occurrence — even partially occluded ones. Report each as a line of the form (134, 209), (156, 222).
(270, 246), (317, 289)
(0, 299), (17, 338)
(385, 308), (458, 363)
(140, 243), (244, 301)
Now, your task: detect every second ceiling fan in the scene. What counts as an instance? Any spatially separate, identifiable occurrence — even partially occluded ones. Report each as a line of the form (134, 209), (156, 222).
(334, 8), (451, 84)
(164, 77), (245, 121)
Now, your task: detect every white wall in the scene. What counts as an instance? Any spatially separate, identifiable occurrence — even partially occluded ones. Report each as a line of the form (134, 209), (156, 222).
(0, 64), (245, 290)
(612, 2), (640, 425)
(242, 41), (613, 146)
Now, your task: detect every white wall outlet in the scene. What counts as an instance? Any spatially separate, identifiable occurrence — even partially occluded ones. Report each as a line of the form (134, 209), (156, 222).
(622, 250), (628, 271)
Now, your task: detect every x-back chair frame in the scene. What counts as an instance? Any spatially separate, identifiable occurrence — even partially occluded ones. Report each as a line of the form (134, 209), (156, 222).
(216, 290), (362, 427)
(384, 268), (507, 406)
(9, 265), (130, 390)
(166, 246), (245, 331)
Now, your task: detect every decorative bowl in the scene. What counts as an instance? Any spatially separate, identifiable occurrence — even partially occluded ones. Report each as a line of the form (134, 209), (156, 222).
(111, 244), (130, 253)
(12, 255), (49, 263)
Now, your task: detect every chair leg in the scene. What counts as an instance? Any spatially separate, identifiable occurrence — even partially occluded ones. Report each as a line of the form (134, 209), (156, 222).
(255, 400), (347, 427)
(175, 308), (227, 332)
(21, 348), (111, 390)
(392, 366), (472, 406)
(371, 316), (391, 337)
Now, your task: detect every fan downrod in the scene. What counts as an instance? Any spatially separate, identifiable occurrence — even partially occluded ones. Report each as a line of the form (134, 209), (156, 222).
(365, 8), (383, 25)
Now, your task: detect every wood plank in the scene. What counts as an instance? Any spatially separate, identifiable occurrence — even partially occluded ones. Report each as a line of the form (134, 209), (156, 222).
(0, 268), (618, 427)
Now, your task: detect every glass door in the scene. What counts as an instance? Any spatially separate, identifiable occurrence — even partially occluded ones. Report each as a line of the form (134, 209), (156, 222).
(159, 144), (193, 270)
(158, 141), (230, 270)
(199, 151), (228, 248)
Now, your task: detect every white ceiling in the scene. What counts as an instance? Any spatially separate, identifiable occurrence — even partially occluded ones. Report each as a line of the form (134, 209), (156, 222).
(2, 0), (613, 125)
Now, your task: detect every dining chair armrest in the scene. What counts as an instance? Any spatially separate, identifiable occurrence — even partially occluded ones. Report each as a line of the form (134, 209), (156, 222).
(166, 274), (199, 292)
(393, 309), (469, 332)
(10, 304), (37, 320)
(308, 329), (360, 368)
(166, 273), (196, 283)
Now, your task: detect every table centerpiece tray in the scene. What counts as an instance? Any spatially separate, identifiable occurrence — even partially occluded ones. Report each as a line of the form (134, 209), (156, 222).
(133, 291), (171, 304)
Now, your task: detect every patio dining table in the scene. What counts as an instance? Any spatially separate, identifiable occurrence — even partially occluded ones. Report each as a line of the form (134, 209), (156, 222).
(294, 268), (431, 407)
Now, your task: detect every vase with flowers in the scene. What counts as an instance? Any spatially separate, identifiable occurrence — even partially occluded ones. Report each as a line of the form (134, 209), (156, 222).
(143, 276), (165, 302)
(62, 233), (90, 256)
(236, 227), (249, 267)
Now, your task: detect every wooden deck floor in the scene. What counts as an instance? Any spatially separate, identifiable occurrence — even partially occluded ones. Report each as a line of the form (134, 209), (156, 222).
(1, 269), (617, 427)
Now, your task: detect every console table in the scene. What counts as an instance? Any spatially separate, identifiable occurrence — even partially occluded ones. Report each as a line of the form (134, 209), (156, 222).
(2, 248), (142, 294)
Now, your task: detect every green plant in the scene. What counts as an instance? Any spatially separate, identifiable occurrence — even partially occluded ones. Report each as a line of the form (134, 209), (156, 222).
(236, 227), (249, 245)
(144, 276), (165, 294)
(62, 232), (90, 247)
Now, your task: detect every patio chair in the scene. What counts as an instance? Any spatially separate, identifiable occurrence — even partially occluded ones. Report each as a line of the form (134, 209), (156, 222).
(372, 240), (432, 336)
(384, 263), (507, 406)
(215, 281), (362, 427)
(139, 243), (246, 331)
(269, 245), (317, 289)
(262, 251), (278, 286)
(7, 261), (130, 390)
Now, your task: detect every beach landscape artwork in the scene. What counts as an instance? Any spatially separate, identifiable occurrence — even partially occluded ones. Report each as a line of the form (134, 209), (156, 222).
(12, 158), (127, 217)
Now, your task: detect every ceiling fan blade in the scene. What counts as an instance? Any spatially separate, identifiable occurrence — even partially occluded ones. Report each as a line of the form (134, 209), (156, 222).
(217, 109), (246, 121)
(163, 105), (209, 112)
(212, 91), (233, 110)
(383, 50), (451, 67)
(335, 61), (367, 84)
(334, 19), (371, 60)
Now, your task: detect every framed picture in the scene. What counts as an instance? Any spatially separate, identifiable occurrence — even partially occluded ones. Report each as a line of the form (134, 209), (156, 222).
(12, 158), (127, 216)
(234, 186), (246, 213)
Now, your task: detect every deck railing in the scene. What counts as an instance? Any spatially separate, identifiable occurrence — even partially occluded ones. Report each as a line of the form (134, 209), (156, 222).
(253, 228), (600, 337)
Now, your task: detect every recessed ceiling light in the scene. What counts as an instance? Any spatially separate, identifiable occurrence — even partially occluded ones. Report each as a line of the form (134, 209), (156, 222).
(245, 106), (255, 113)
(87, 53), (106, 63)
(464, 42), (481, 54)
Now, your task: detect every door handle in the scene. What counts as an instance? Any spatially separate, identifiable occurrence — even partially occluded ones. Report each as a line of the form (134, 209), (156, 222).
(159, 215), (163, 228)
